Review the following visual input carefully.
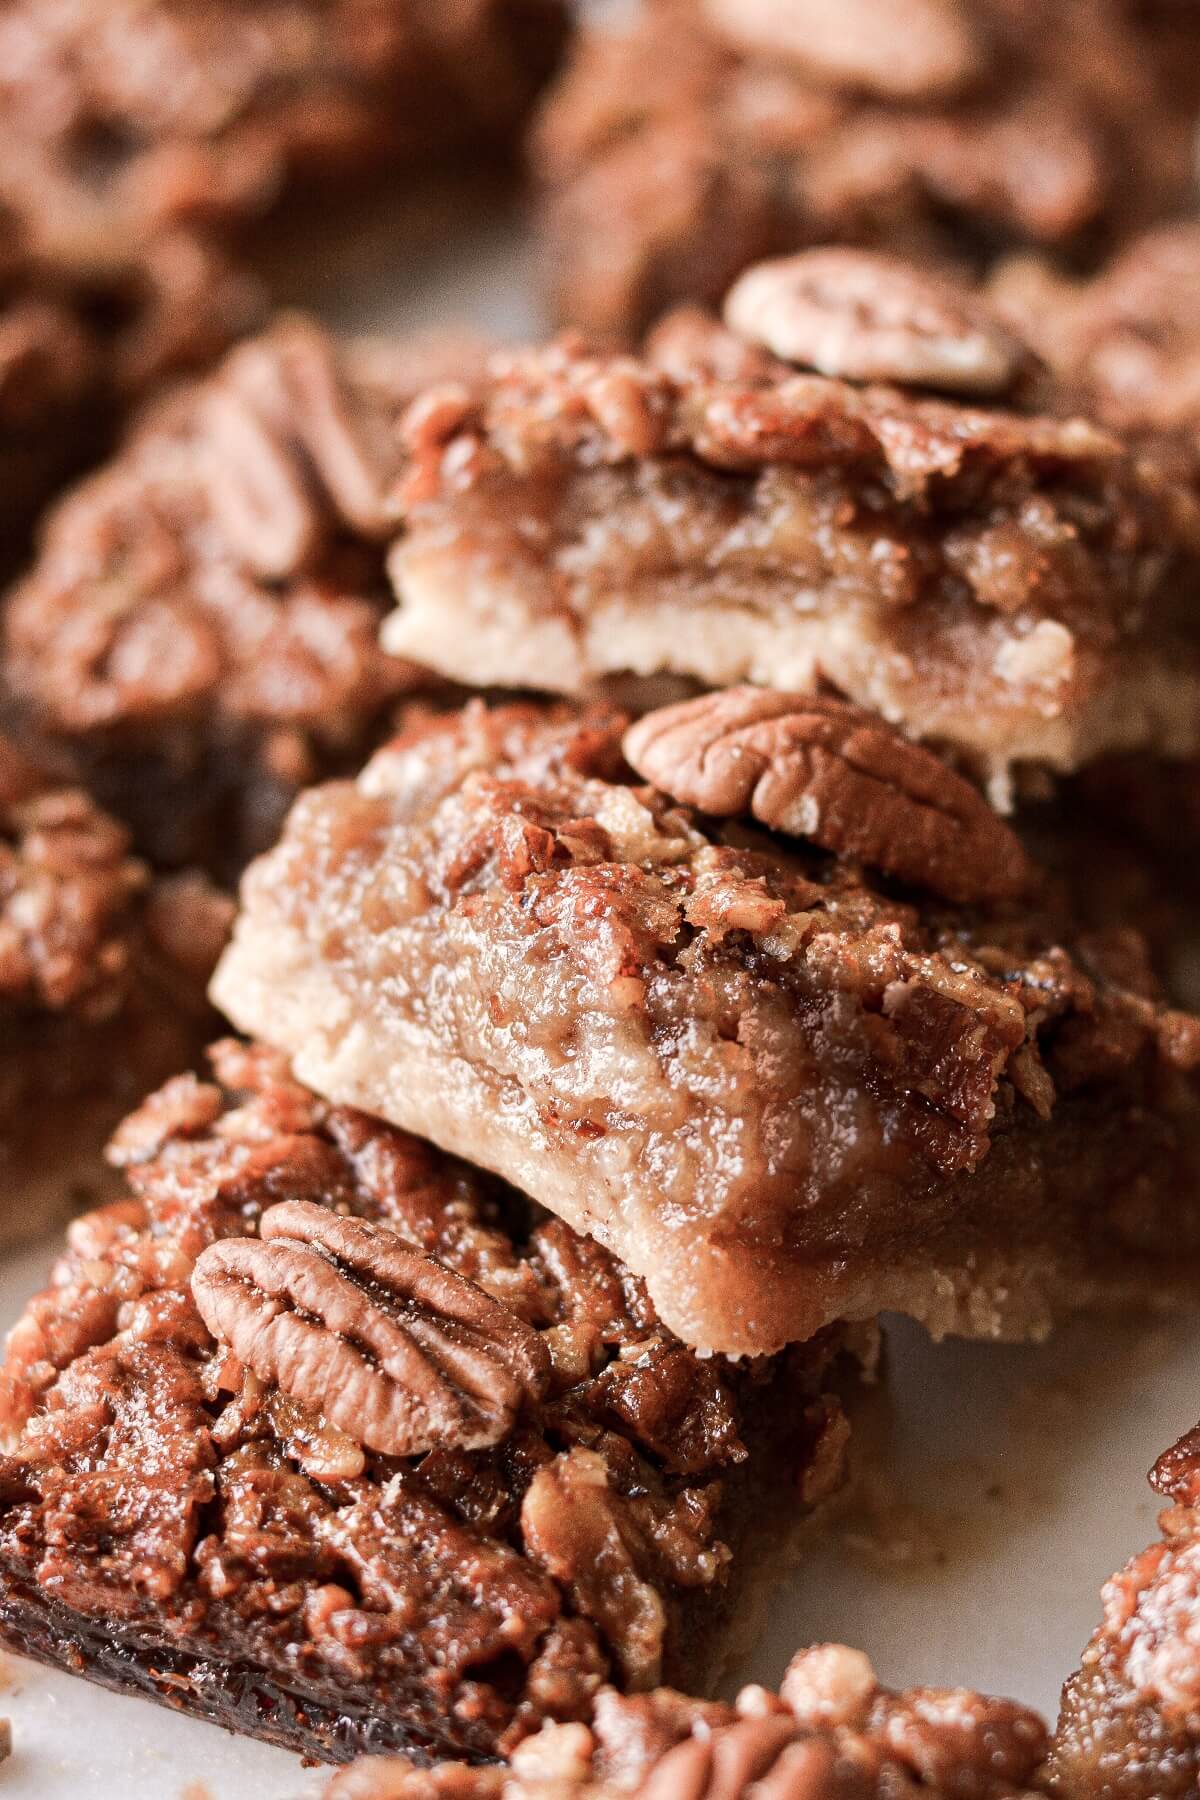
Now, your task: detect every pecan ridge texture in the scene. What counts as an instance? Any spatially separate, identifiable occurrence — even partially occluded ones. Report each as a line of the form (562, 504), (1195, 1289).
(192, 1199), (552, 1456)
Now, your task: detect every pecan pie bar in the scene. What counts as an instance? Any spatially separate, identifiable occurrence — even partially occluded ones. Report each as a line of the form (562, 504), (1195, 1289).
(328, 1642), (1050, 1797)
(0, 1), (565, 549)
(0, 0), (568, 291)
(0, 316), (485, 878)
(0, 732), (230, 1239)
(531, 0), (1200, 337)
(384, 252), (1200, 800)
(0, 1040), (861, 1764)
(1049, 1421), (1200, 1797)
(212, 695), (1200, 1358)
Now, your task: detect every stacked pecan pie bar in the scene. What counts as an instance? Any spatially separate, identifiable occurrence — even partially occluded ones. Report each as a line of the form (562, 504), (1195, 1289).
(213, 695), (1200, 1357)
(383, 250), (1200, 808)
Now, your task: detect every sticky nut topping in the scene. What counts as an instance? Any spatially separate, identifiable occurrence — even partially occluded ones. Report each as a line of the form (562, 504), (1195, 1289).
(724, 249), (1034, 396)
(191, 1200), (551, 1458)
(623, 687), (1032, 905)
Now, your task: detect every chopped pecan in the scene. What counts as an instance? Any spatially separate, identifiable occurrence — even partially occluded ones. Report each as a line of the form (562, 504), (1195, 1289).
(623, 688), (1032, 904)
(582, 1338), (746, 1477)
(701, 0), (982, 98)
(27, 1342), (217, 1610)
(322, 1641), (1051, 1796)
(521, 1447), (669, 1691)
(872, 1684), (1050, 1793)
(190, 1200), (550, 1457)
(724, 250), (1032, 396)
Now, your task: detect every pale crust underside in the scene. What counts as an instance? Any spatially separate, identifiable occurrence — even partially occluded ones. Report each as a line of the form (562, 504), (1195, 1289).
(213, 918), (1200, 1358)
(385, 546), (1200, 806)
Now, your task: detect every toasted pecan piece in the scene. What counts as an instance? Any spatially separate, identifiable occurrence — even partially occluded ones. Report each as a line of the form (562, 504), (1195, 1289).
(623, 688), (1032, 903)
(724, 250), (1033, 396)
(192, 1200), (551, 1456)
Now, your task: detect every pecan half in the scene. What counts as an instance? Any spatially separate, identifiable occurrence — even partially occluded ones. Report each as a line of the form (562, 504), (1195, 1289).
(191, 1201), (550, 1457)
(724, 250), (1031, 396)
(702, 0), (983, 98)
(623, 689), (1032, 905)
(199, 317), (404, 580)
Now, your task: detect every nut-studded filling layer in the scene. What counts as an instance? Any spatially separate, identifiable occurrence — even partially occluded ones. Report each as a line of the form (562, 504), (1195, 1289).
(0, 1040), (858, 1765)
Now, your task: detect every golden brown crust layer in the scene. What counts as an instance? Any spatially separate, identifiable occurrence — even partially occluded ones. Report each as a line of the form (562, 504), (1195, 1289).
(214, 700), (1200, 1356)
(0, 1039), (855, 1764)
(532, 0), (1200, 336)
